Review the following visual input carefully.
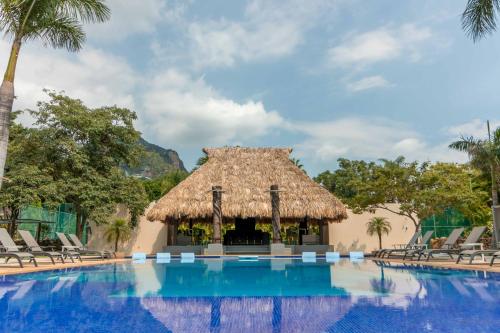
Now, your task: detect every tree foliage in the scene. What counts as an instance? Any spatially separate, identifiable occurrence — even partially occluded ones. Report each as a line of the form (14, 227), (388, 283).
(315, 157), (490, 231)
(462, 0), (500, 42)
(142, 169), (189, 202)
(2, 92), (148, 235)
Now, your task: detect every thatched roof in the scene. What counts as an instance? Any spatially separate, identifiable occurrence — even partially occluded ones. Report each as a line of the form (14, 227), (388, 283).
(147, 147), (347, 223)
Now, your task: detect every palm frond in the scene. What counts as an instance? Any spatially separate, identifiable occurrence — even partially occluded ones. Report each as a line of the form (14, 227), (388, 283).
(33, 15), (85, 51)
(462, 0), (500, 42)
(57, 0), (110, 24)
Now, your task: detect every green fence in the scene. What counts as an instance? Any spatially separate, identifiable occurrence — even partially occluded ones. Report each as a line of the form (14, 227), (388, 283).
(421, 208), (471, 238)
(17, 205), (86, 243)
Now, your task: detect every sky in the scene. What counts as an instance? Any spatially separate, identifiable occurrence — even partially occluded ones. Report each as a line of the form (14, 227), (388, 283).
(1, 0), (500, 175)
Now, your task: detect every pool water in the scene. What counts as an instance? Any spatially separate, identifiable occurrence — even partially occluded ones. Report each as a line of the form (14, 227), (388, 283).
(0, 258), (499, 332)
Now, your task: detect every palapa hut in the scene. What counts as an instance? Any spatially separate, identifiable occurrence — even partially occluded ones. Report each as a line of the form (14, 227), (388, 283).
(147, 147), (347, 253)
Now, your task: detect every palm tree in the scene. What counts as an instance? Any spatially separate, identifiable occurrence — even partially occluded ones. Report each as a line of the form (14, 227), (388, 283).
(104, 218), (132, 252)
(0, 0), (110, 189)
(290, 157), (307, 174)
(366, 217), (392, 250)
(449, 122), (500, 245)
(462, 0), (500, 42)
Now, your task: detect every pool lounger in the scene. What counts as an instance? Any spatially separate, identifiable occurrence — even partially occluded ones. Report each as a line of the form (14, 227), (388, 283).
(156, 252), (171, 263)
(325, 251), (340, 262)
(490, 251), (500, 266)
(383, 231), (433, 259)
(0, 228), (38, 268)
(181, 252), (195, 263)
(302, 252), (317, 263)
(57, 233), (105, 260)
(68, 234), (115, 258)
(19, 230), (81, 264)
(376, 230), (421, 258)
(416, 228), (465, 261)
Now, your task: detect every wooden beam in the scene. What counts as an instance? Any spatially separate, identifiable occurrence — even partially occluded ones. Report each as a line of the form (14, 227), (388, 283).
(270, 184), (281, 243)
(212, 186), (223, 244)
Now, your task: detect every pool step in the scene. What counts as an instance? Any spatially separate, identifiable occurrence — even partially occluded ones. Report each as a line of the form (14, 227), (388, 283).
(224, 245), (270, 254)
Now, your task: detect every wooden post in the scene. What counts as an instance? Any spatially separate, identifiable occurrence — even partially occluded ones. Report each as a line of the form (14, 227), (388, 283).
(36, 223), (42, 243)
(212, 186), (223, 244)
(167, 219), (178, 246)
(270, 184), (281, 243)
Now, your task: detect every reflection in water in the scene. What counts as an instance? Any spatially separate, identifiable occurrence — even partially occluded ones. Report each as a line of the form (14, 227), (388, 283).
(0, 259), (498, 332)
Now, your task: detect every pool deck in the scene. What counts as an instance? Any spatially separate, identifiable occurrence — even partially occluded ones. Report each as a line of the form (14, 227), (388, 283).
(373, 257), (500, 273)
(0, 258), (129, 276)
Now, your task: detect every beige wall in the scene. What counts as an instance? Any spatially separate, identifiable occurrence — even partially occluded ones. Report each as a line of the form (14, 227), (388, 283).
(87, 203), (168, 255)
(87, 203), (414, 256)
(328, 204), (415, 255)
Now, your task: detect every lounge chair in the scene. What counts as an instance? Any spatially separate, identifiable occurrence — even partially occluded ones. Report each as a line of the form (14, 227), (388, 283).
(375, 230), (421, 257)
(18, 230), (81, 264)
(56, 233), (104, 260)
(416, 228), (465, 261)
(350, 251), (364, 259)
(490, 251), (500, 266)
(68, 234), (114, 258)
(380, 230), (433, 260)
(450, 226), (488, 264)
(0, 228), (37, 268)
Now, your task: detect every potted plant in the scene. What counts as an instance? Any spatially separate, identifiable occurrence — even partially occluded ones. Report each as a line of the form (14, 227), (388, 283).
(104, 218), (131, 258)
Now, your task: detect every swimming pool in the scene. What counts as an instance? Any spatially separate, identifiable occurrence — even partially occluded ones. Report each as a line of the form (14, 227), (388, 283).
(0, 258), (498, 332)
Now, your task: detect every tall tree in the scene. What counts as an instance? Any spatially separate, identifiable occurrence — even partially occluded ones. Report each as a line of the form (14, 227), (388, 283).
(449, 123), (500, 244)
(0, 0), (110, 189)
(462, 0), (500, 42)
(17, 91), (149, 237)
(316, 157), (490, 232)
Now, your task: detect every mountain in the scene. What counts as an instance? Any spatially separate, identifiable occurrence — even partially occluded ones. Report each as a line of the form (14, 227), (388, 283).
(124, 138), (186, 179)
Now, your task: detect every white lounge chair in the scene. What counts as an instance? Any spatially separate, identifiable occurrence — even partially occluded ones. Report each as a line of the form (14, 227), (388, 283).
(0, 228), (37, 268)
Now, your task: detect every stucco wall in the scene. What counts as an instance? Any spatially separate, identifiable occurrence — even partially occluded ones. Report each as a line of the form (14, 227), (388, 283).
(87, 203), (413, 256)
(87, 203), (168, 255)
(328, 204), (415, 255)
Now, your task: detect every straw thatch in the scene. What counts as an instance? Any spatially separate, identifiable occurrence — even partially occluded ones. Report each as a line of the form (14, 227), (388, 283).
(147, 147), (347, 223)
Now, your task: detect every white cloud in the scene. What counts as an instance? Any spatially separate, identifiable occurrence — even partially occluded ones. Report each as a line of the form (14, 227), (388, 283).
(293, 117), (465, 165)
(86, 0), (177, 42)
(447, 119), (500, 139)
(186, 0), (333, 68)
(347, 75), (391, 92)
(328, 24), (432, 68)
(138, 69), (284, 146)
(0, 40), (136, 117)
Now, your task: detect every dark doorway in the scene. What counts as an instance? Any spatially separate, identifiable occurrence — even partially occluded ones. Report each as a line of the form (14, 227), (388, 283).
(224, 218), (269, 245)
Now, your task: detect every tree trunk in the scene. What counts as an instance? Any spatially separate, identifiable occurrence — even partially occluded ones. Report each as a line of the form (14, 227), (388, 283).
(490, 163), (500, 248)
(115, 231), (119, 252)
(378, 233), (382, 250)
(0, 39), (21, 190)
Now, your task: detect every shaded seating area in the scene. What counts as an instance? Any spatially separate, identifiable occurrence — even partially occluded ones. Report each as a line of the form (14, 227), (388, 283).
(147, 147), (347, 255)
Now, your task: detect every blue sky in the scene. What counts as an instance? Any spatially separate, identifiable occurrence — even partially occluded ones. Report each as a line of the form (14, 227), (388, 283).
(2, 0), (500, 175)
